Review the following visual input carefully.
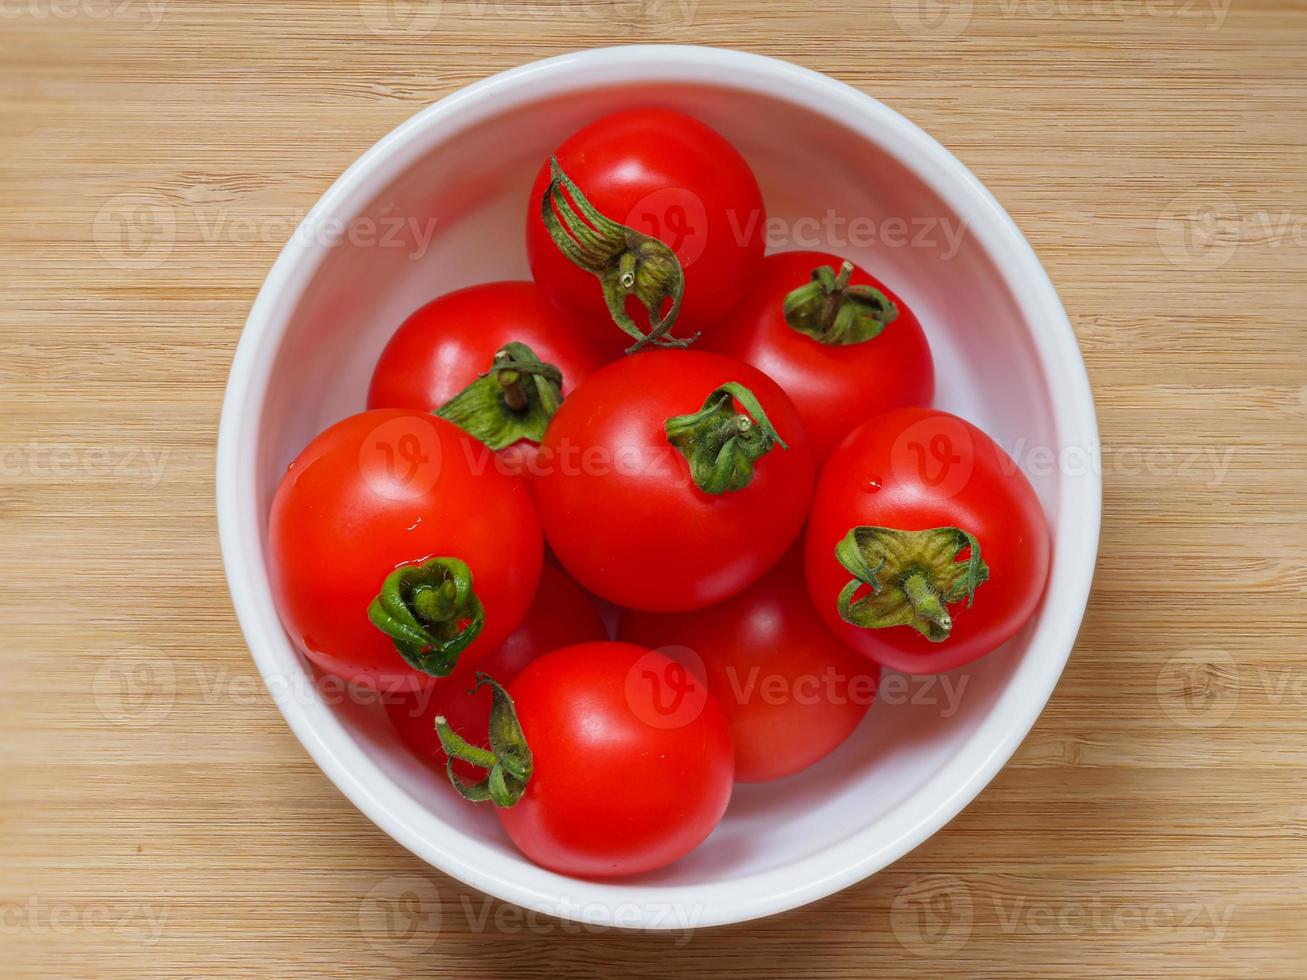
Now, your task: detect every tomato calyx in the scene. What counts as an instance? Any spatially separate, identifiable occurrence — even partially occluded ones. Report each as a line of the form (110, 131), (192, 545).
(834, 526), (990, 642)
(434, 672), (532, 807)
(665, 381), (788, 494)
(783, 261), (898, 346)
(368, 557), (486, 676)
(435, 341), (564, 450)
(540, 157), (693, 354)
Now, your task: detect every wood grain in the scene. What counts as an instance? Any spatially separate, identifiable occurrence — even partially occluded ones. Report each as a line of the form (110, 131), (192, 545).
(2, 2), (1305, 976)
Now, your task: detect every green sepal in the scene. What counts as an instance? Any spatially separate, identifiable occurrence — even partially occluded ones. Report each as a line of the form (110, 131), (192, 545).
(434, 673), (532, 808)
(664, 381), (788, 494)
(540, 157), (692, 353)
(835, 526), (990, 642)
(435, 342), (564, 449)
(368, 557), (485, 677)
(783, 261), (898, 345)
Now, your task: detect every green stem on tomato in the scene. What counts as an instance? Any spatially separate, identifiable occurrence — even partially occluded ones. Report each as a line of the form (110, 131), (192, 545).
(834, 526), (989, 642)
(540, 157), (692, 353)
(783, 261), (898, 345)
(664, 381), (788, 494)
(434, 673), (532, 807)
(435, 341), (564, 450)
(368, 557), (485, 677)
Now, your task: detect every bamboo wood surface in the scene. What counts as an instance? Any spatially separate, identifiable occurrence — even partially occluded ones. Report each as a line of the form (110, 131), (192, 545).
(2, 2), (1306, 977)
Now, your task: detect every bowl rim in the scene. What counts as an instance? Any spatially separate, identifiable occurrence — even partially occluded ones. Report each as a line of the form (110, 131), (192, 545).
(216, 43), (1101, 931)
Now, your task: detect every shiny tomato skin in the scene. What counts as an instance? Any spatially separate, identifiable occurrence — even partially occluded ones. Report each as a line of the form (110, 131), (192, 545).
(367, 280), (609, 413)
(498, 642), (733, 878)
(385, 564), (608, 776)
(532, 350), (815, 612)
(805, 407), (1050, 674)
(620, 559), (879, 782)
(268, 409), (544, 691)
(705, 250), (934, 461)
(526, 108), (765, 349)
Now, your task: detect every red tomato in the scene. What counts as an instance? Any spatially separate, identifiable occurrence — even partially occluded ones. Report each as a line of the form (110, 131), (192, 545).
(706, 250), (934, 460)
(805, 408), (1050, 674)
(497, 642), (733, 877)
(526, 108), (765, 352)
(268, 409), (544, 691)
(367, 281), (609, 474)
(385, 564), (608, 775)
(620, 559), (879, 782)
(368, 280), (607, 413)
(532, 350), (815, 611)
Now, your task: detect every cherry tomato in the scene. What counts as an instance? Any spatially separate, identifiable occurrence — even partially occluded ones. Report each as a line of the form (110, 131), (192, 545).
(706, 250), (934, 460)
(526, 108), (765, 352)
(385, 564), (608, 775)
(367, 281), (608, 474)
(436, 642), (733, 877)
(268, 409), (544, 691)
(532, 349), (815, 611)
(620, 558), (879, 782)
(805, 407), (1050, 674)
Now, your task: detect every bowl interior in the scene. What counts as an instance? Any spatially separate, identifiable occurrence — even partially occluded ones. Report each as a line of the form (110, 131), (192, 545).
(229, 50), (1090, 925)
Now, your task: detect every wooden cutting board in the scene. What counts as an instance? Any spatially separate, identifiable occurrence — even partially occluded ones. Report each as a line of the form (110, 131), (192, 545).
(2, 2), (1304, 976)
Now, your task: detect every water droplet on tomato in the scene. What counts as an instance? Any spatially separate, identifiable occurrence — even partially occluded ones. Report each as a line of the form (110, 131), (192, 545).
(862, 477), (882, 494)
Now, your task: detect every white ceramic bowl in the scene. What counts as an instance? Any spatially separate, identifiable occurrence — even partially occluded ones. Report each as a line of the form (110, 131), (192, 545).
(217, 45), (1100, 930)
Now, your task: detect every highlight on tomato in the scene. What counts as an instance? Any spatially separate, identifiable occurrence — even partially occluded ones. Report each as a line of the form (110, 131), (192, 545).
(706, 250), (934, 460)
(434, 642), (734, 878)
(531, 349), (815, 612)
(620, 558), (880, 783)
(804, 407), (1050, 674)
(385, 563), (608, 776)
(526, 108), (766, 352)
(268, 409), (544, 691)
(367, 281), (609, 474)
